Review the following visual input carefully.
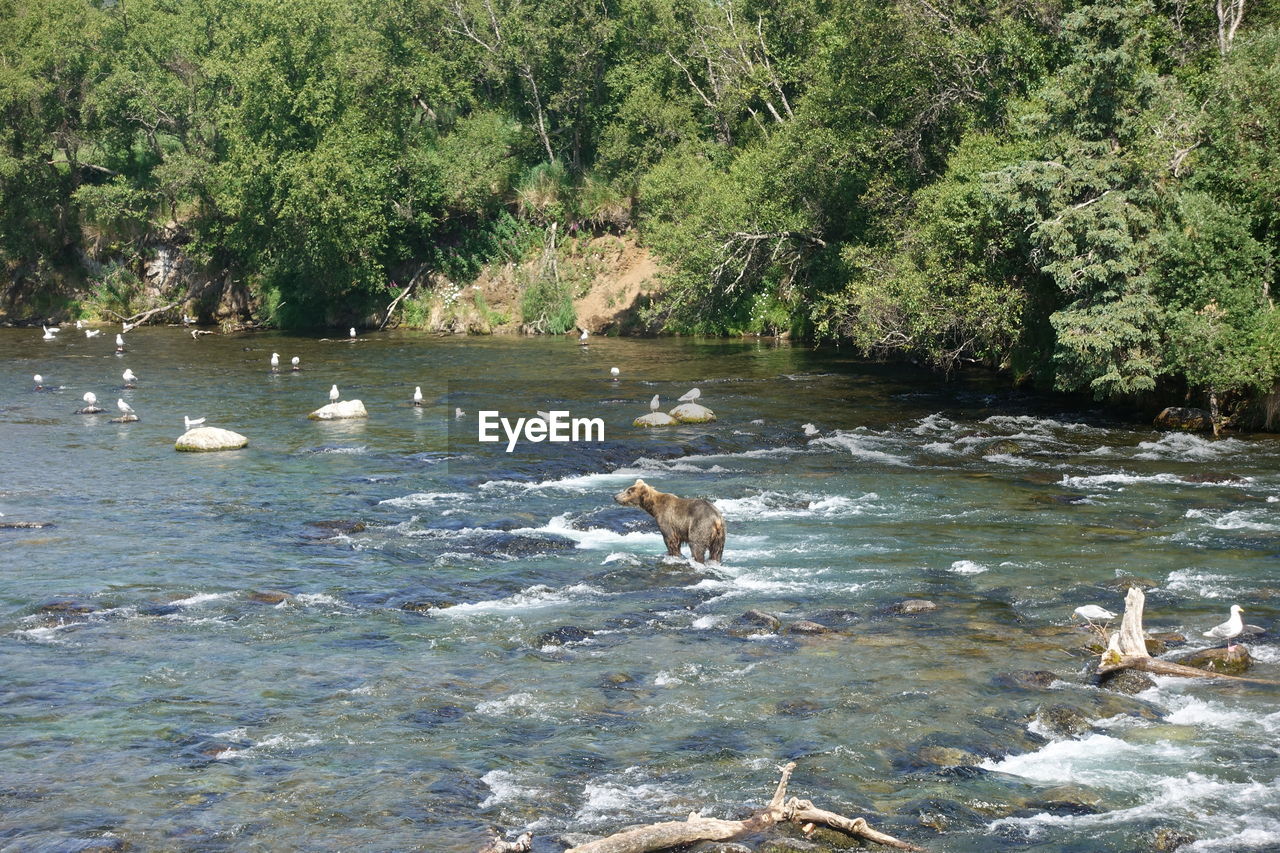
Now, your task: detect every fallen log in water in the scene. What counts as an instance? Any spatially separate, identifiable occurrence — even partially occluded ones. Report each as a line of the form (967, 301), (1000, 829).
(1098, 587), (1279, 686)
(484, 763), (924, 853)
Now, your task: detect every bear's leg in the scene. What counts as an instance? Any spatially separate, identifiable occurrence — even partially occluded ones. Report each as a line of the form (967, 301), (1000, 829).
(709, 522), (725, 563)
(663, 532), (684, 557)
(690, 542), (707, 563)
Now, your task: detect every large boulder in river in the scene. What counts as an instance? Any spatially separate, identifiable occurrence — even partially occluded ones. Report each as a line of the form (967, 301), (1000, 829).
(309, 399), (368, 420)
(633, 412), (678, 428)
(175, 426), (248, 452)
(669, 402), (716, 423)
(1153, 406), (1212, 432)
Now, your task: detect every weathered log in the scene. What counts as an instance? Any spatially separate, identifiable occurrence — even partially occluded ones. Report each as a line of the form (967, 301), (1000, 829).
(558, 763), (923, 853)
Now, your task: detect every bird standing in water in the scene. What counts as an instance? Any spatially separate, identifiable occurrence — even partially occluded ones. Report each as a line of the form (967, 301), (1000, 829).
(270, 352), (280, 373)
(412, 387), (423, 406)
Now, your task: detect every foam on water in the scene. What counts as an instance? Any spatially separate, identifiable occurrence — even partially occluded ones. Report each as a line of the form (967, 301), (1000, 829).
(1135, 432), (1250, 461)
(1184, 508), (1278, 532)
(982, 732), (1203, 789)
(170, 592), (234, 607)
(1060, 471), (1186, 490)
(475, 692), (560, 721)
(480, 769), (542, 809)
(535, 514), (663, 550)
(574, 773), (676, 827)
(378, 491), (471, 507)
(949, 559), (988, 575)
(714, 490), (878, 520)
(810, 431), (910, 465)
(1164, 568), (1241, 599)
(438, 583), (603, 616)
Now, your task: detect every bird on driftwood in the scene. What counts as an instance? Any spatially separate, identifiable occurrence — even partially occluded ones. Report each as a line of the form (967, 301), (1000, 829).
(1204, 604), (1245, 653)
(678, 387), (701, 403)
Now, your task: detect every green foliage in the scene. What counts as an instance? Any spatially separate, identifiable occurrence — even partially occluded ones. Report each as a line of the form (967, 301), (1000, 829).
(3, 0), (1280, 417)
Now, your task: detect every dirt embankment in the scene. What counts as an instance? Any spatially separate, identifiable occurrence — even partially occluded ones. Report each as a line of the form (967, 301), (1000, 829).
(412, 234), (662, 335)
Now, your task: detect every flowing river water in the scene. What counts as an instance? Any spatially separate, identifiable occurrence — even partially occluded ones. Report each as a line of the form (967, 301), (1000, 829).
(2, 328), (1278, 852)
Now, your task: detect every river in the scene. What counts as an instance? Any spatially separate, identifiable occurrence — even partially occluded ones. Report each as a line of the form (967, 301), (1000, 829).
(2, 327), (1278, 852)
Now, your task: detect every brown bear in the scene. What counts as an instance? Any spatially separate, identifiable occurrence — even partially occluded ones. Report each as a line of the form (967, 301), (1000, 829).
(613, 478), (726, 563)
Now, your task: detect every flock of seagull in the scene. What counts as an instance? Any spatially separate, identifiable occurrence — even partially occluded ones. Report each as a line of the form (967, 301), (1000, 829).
(1073, 602), (1249, 653)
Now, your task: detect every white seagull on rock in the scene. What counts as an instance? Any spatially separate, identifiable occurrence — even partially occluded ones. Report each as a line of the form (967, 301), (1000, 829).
(291, 356), (300, 371)
(610, 367), (620, 380)
(115, 333), (126, 352)
(349, 327), (357, 339)
(678, 387), (700, 403)
(650, 394), (660, 412)
(184, 416), (206, 429)
(329, 384), (340, 403)
(1204, 604), (1246, 653)
(122, 369), (137, 387)
(412, 386), (423, 406)
(117, 398), (135, 417)
(33, 374), (44, 390)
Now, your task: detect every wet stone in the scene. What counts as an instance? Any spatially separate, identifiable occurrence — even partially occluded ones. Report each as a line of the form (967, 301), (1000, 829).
(776, 698), (824, 717)
(728, 609), (781, 635)
(897, 796), (987, 832)
(400, 600), (450, 613)
(993, 670), (1059, 690)
(1033, 704), (1093, 737)
(537, 625), (593, 646)
(248, 590), (294, 605)
(786, 619), (830, 635)
(758, 839), (821, 852)
(1149, 828), (1197, 851)
(600, 671), (635, 688)
(1173, 646), (1252, 675)
(1102, 575), (1158, 591)
(1027, 784), (1104, 815)
(302, 520), (367, 538)
(1154, 406), (1212, 431)
(914, 746), (982, 768)
(1099, 669), (1157, 695)
(894, 599), (937, 615)
(37, 600), (98, 614)
(808, 608), (860, 627)
(688, 843), (754, 853)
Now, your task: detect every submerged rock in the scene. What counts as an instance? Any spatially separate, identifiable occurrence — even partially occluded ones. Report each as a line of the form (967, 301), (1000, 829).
(894, 599), (938, 615)
(247, 590), (293, 605)
(537, 625), (593, 646)
(109, 414), (139, 423)
(309, 399), (368, 420)
(1027, 784), (1104, 815)
(668, 402), (716, 423)
(1173, 646), (1252, 675)
(1099, 669), (1156, 695)
(75, 405), (105, 414)
(786, 619), (830, 635)
(1154, 406), (1212, 431)
(633, 412), (678, 428)
(993, 670), (1059, 691)
(1149, 828), (1197, 851)
(728, 609), (781, 636)
(1033, 704), (1093, 737)
(175, 426), (248, 452)
(37, 600), (98, 614)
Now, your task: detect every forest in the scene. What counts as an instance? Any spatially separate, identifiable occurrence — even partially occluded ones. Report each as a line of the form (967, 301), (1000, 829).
(2, 0), (1278, 421)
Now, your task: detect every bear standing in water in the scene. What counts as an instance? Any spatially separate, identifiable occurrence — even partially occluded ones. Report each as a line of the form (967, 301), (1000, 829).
(614, 478), (726, 564)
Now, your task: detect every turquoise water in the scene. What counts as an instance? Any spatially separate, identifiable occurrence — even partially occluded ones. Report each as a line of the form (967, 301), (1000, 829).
(2, 328), (1278, 852)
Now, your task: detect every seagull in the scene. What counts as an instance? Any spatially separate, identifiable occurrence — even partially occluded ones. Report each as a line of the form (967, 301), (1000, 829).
(329, 384), (340, 403)
(116, 398), (135, 418)
(122, 321), (136, 333)
(578, 329), (589, 345)
(650, 394), (660, 412)
(610, 367), (619, 380)
(75, 320), (83, 329)
(83, 392), (96, 406)
(291, 356), (300, 371)
(678, 387), (700, 403)
(85, 329), (100, 338)
(536, 410), (552, 423)
(77, 392), (101, 414)
(1204, 604), (1245, 653)
(455, 407), (465, 419)
(115, 333), (126, 352)
(122, 369), (137, 388)
(33, 374), (44, 390)
(42, 325), (57, 340)
(412, 386), (423, 406)
(184, 416), (206, 429)
(270, 352), (280, 372)
(349, 327), (356, 339)
(802, 423), (820, 437)
(1073, 604), (1117, 622)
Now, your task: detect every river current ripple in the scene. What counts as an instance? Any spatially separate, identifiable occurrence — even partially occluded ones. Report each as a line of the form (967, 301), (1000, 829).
(2, 329), (1278, 852)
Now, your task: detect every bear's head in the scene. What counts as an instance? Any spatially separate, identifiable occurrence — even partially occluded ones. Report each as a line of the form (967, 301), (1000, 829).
(613, 478), (653, 507)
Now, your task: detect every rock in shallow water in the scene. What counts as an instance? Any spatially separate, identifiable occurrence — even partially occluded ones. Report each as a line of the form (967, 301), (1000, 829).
(1173, 645), (1252, 675)
(1154, 406), (1212, 431)
(175, 426), (248, 452)
(633, 411), (678, 428)
(668, 402), (716, 423)
(894, 599), (938, 615)
(309, 399), (368, 420)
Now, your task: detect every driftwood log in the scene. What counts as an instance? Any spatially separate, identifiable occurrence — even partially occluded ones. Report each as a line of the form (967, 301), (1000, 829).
(1098, 587), (1277, 685)
(485, 763), (923, 853)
